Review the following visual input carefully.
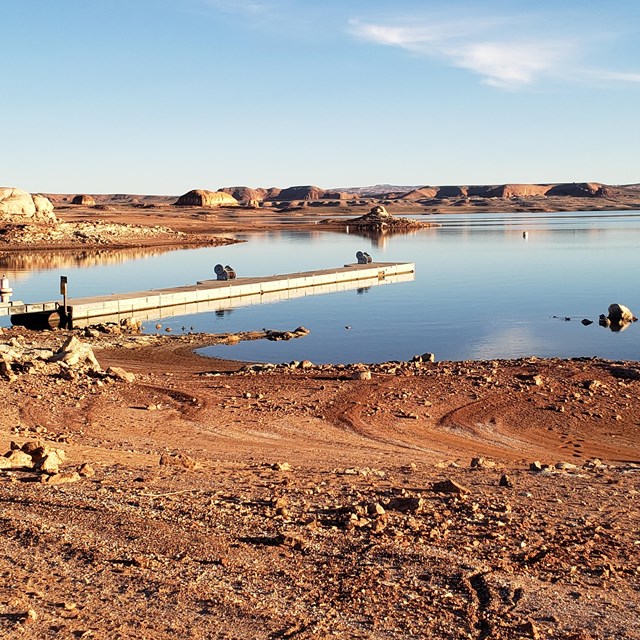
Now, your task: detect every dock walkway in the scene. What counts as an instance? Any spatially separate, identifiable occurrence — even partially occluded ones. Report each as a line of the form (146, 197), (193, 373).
(7, 261), (415, 328)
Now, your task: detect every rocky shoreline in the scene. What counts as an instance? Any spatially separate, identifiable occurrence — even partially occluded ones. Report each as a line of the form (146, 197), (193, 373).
(0, 321), (639, 638)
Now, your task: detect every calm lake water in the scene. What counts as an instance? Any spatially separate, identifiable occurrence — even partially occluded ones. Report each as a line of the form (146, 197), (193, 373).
(3, 210), (640, 364)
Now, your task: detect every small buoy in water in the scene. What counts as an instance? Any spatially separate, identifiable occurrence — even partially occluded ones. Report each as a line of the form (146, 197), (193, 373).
(165, 327), (172, 332)
(345, 325), (351, 330)
(155, 323), (162, 330)
(523, 231), (528, 239)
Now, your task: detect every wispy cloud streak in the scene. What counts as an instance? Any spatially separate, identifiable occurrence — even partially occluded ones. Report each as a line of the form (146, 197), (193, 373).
(200, 0), (278, 17)
(349, 15), (639, 90)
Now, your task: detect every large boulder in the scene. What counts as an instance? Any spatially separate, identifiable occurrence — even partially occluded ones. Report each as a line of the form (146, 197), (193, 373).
(0, 188), (56, 222)
(49, 336), (101, 371)
(607, 304), (635, 324)
(174, 189), (239, 207)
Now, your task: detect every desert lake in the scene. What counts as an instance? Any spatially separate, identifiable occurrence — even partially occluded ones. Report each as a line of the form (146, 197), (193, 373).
(3, 210), (640, 364)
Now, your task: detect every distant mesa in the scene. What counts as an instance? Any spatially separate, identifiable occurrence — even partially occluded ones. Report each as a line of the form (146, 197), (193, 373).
(545, 182), (613, 197)
(433, 185), (468, 198)
(218, 186), (268, 203)
(174, 189), (239, 207)
(395, 182), (614, 201)
(400, 187), (440, 200)
(276, 185), (324, 201)
(486, 184), (550, 198)
(0, 187), (56, 222)
(183, 181), (617, 208)
(321, 191), (352, 200)
(71, 194), (96, 206)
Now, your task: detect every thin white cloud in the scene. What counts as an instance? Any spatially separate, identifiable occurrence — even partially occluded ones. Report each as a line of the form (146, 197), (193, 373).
(201, 0), (277, 16)
(349, 16), (639, 90)
(589, 70), (640, 83)
(445, 41), (572, 88)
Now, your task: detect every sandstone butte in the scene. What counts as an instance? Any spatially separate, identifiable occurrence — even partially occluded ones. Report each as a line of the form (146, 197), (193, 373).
(174, 189), (239, 207)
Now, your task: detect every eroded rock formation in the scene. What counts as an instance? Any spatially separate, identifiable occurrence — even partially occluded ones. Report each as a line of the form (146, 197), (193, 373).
(218, 186), (269, 203)
(276, 185), (324, 201)
(71, 194), (96, 205)
(0, 188), (56, 222)
(174, 189), (239, 207)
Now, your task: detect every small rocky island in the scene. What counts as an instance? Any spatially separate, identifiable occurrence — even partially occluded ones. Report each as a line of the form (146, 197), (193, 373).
(320, 205), (436, 232)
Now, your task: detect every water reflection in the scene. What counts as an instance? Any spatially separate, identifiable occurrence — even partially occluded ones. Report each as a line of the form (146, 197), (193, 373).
(0, 246), (184, 282)
(344, 227), (426, 247)
(4, 210), (640, 363)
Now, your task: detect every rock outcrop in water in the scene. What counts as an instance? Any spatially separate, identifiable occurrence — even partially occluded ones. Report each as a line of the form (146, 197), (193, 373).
(599, 303), (637, 332)
(320, 205), (433, 232)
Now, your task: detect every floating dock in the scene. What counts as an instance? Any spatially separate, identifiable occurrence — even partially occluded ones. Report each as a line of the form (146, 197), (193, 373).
(7, 262), (415, 329)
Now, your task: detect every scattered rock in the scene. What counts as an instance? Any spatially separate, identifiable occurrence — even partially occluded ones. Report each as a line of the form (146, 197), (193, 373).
(555, 461), (578, 471)
(367, 502), (386, 516)
(41, 471), (81, 486)
(159, 452), (201, 470)
(50, 336), (101, 371)
(293, 326), (310, 335)
(432, 479), (470, 494)
(35, 450), (66, 474)
(499, 474), (514, 488)
(386, 496), (425, 513)
(24, 608), (38, 623)
(471, 457), (496, 469)
(272, 462), (291, 472)
(106, 366), (136, 383)
(412, 353), (436, 363)
(518, 619), (541, 639)
(120, 317), (142, 333)
(78, 463), (96, 478)
(1, 449), (34, 470)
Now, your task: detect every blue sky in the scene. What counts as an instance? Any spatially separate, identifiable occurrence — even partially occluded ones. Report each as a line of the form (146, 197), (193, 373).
(2, 0), (639, 194)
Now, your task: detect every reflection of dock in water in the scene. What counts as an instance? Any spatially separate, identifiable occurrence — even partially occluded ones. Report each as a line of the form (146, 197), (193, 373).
(6, 262), (415, 329)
